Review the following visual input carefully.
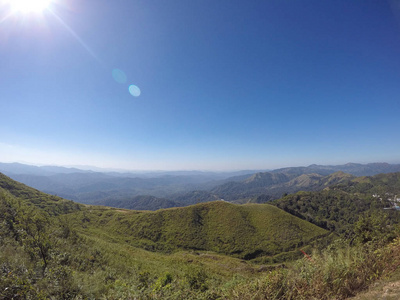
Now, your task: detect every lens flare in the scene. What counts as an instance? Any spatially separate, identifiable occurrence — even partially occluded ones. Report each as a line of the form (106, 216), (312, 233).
(129, 85), (141, 97)
(112, 69), (127, 84)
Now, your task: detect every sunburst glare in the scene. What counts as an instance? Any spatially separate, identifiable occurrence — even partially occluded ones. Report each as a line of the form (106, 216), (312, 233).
(7, 0), (53, 13)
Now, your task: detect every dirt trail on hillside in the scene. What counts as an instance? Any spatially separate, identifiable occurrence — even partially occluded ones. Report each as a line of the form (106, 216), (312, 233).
(352, 280), (400, 299)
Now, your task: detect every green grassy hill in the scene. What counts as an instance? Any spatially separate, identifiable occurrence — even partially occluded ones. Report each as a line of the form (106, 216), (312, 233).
(0, 185), (262, 299)
(0, 172), (327, 262)
(0, 170), (329, 298)
(3, 172), (400, 299)
(73, 201), (328, 260)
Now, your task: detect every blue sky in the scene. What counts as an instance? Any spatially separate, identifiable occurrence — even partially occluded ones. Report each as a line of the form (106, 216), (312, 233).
(0, 0), (399, 170)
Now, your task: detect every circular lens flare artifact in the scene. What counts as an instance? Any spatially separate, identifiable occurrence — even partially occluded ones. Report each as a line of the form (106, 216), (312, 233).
(129, 85), (141, 97)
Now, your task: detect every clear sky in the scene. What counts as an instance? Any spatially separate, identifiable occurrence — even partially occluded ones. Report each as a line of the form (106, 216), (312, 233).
(0, 0), (399, 171)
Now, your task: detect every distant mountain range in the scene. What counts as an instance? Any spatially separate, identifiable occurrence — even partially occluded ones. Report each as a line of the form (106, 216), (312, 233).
(271, 162), (400, 177)
(1, 163), (400, 299)
(1, 162), (399, 210)
(215, 171), (355, 202)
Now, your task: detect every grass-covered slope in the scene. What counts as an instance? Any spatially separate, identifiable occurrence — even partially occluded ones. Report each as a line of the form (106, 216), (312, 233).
(94, 194), (180, 210)
(2, 170), (400, 299)
(0, 179), (261, 299)
(0, 172), (81, 215)
(74, 201), (328, 260)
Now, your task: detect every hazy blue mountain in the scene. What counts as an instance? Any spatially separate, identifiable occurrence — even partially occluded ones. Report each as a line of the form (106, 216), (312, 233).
(271, 162), (400, 177)
(0, 162), (89, 176)
(210, 172), (292, 201)
(169, 190), (221, 205)
(167, 171), (362, 205)
(1, 161), (399, 209)
(0, 163), (262, 204)
(207, 163), (400, 202)
(250, 172), (355, 203)
(0, 162), (266, 179)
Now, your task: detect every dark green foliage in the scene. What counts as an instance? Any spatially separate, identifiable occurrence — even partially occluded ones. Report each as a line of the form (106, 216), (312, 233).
(273, 190), (381, 234)
(184, 268), (208, 291)
(352, 211), (399, 246)
(152, 272), (173, 291)
(337, 172), (400, 194)
(0, 191), (83, 299)
(272, 172), (400, 237)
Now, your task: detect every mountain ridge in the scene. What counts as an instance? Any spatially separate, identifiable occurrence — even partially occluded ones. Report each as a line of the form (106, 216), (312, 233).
(1, 162), (400, 210)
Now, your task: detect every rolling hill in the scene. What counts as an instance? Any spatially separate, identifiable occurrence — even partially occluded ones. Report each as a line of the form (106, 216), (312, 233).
(2, 171), (400, 299)
(0, 172), (328, 260)
(75, 200), (328, 260)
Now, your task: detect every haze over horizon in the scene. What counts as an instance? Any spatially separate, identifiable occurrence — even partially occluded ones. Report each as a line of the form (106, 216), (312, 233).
(1, 160), (400, 174)
(1, 0), (400, 171)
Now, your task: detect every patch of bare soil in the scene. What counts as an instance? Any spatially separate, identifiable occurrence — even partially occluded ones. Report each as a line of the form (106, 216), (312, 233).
(352, 279), (400, 300)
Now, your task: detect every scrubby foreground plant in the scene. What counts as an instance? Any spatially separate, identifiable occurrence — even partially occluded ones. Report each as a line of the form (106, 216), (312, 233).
(225, 234), (400, 299)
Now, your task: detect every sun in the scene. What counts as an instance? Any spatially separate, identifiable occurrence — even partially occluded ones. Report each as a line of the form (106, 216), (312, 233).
(8, 0), (53, 13)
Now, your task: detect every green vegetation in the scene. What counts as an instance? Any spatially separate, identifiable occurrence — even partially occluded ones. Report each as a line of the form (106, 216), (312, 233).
(2, 171), (400, 299)
(272, 172), (400, 236)
(225, 237), (400, 299)
(0, 186), (259, 299)
(337, 172), (400, 194)
(95, 195), (180, 211)
(71, 201), (327, 260)
(0, 173), (82, 215)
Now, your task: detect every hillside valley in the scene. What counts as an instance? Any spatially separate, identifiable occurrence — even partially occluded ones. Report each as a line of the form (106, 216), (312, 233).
(1, 171), (400, 298)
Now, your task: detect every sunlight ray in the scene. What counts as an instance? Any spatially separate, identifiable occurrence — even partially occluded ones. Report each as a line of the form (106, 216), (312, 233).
(47, 8), (101, 63)
(0, 11), (13, 24)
